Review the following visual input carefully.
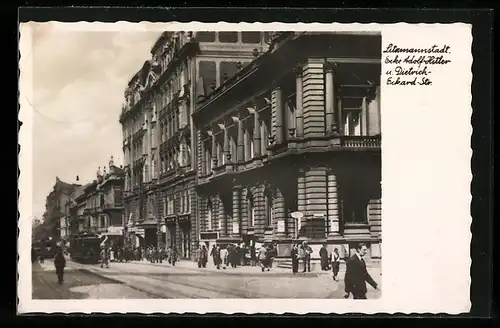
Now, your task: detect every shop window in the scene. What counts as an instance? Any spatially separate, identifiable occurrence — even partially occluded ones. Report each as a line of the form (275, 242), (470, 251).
(199, 60), (217, 93)
(219, 61), (239, 84)
(195, 32), (216, 42)
(218, 32), (238, 43)
(241, 32), (261, 44)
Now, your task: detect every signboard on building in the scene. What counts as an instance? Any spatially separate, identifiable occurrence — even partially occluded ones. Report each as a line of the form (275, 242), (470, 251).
(108, 226), (124, 235)
(277, 220), (285, 233)
(232, 222), (239, 234)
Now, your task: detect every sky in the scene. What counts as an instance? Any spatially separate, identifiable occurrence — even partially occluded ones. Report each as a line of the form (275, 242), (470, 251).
(30, 23), (163, 219)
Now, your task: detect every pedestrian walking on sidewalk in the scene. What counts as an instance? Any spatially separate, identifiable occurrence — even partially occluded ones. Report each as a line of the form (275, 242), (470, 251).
(344, 243), (378, 299)
(258, 244), (268, 272)
(54, 248), (66, 285)
(301, 241), (312, 273)
(100, 246), (109, 268)
(331, 248), (340, 281)
(220, 246), (228, 269)
(171, 246), (178, 266)
(320, 243), (330, 271)
(291, 243), (299, 274)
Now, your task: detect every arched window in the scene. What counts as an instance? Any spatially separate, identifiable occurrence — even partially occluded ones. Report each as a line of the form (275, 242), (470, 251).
(247, 189), (255, 227)
(206, 199), (212, 231)
(265, 188), (275, 227)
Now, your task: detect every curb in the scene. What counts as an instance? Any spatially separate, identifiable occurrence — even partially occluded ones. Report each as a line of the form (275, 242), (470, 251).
(77, 268), (162, 299)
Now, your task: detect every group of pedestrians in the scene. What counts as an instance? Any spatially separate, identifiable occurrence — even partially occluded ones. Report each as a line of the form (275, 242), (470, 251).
(207, 243), (247, 270)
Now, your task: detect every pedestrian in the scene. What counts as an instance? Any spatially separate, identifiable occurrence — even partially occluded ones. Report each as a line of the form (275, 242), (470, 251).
(196, 245), (203, 268)
(171, 246), (178, 266)
(344, 243), (378, 299)
(331, 247), (340, 281)
(100, 246), (109, 268)
(54, 248), (66, 285)
(201, 245), (208, 268)
(291, 243), (299, 274)
(320, 243), (330, 271)
(220, 246), (228, 269)
(258, 244), (268, 272)
(301, 241), (312, 273)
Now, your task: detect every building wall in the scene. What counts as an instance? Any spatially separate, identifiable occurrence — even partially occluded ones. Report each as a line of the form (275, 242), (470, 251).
(193, 33), (382, 260)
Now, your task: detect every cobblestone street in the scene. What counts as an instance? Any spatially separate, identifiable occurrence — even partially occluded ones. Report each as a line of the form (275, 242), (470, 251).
(34, 258), (381, 299)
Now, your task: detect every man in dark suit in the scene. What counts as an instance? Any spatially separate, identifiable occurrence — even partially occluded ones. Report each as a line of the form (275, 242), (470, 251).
(344, 243), (378, 299)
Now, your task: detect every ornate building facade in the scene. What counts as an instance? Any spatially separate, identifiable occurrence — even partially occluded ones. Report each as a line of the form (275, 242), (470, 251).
(68, 156), (125, 241)
(120, 31), (270, 260)
(193, 32), (382, 261)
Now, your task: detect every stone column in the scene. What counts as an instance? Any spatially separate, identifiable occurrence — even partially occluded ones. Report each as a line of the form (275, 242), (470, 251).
(237, 118), (245, 162)
(367, 86), (381, 135)
(324, 62), (338, 135)
(327, 171), (340, 237)
(304, 167), (328, 238)
(302, 59), (326, 138)
(223, 126), (231, 163)
(260, 121), (268, 155)
(218, 195), (226, 237)
(296, 169), (306, 238)
(295, 65), (304, 138)
(337, 93), (344, 136)
(232, 186), (242, 238)
(251, 109), (261, 157)
(271, 83), (284, 144)
(211, 131), (218, 167)
(361, 96), (368, 137)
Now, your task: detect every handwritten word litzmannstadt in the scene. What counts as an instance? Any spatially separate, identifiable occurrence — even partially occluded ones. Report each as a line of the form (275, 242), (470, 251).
(383, 44), (451, 54)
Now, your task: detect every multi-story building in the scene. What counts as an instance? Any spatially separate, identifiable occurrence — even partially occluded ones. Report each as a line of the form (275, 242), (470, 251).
(68, 156), (125, 241)
(193, 32), (382, 262)
(42, 177), (80, 240)
(120, 31), (271, 260)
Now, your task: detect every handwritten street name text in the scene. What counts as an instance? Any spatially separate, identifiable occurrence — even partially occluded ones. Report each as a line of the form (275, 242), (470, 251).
(383, 43), (452, 86)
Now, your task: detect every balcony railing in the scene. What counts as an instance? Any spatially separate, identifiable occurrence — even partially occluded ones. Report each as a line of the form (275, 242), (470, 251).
(340, 135), (381, 148)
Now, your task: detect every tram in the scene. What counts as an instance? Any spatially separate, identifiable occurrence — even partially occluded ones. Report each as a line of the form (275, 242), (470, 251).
(69, 232), (102, 264)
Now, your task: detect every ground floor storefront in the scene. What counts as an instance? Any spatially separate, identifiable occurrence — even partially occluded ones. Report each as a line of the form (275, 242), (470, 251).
(196, 152), (382, 261)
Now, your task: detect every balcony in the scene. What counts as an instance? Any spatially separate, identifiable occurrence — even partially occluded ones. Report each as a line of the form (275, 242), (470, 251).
(340, 135), (381, 148)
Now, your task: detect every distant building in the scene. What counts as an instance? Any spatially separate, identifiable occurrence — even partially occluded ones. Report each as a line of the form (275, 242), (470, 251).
(68, 156), (125, 244)
(42, 177), (80, 240)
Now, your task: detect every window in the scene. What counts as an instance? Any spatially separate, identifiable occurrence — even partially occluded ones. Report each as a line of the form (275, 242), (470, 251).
(342, 196), (369, 224)
(207, 199), (213, 231)
(343, 110), (361, 136)
(219, 61), (239, 85)
(247, 190), (255, 227)
(167, 195), (175, 215)
(241, 32), (261, 44)
(265, 189), (274, 227)
(218, 32), (238, 43)
(196, 31), (216, 42)
(199, 61), (217, 92)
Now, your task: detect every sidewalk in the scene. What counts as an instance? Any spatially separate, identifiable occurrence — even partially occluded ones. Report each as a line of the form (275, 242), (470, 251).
(123, 259), (381, 277)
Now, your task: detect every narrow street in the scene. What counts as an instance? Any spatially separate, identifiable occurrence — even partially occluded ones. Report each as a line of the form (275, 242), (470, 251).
(32, 258), (381, 299)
